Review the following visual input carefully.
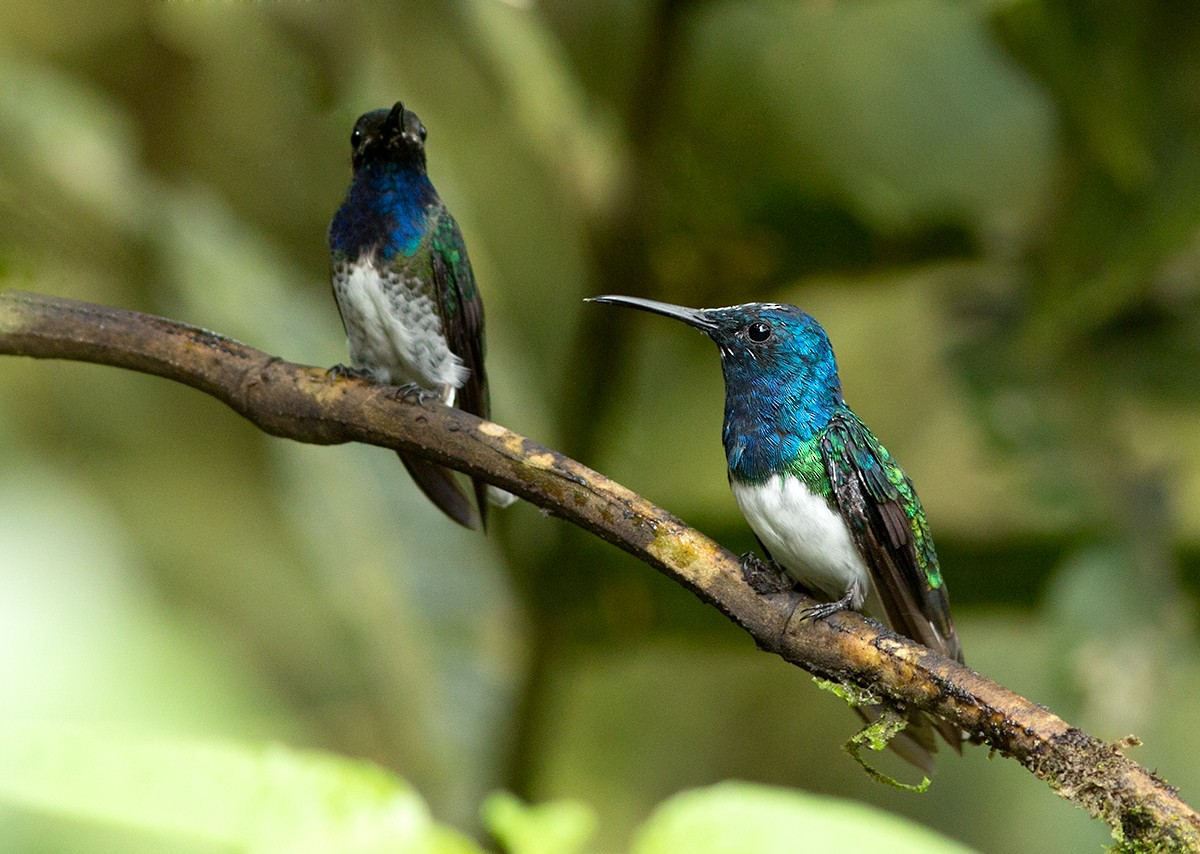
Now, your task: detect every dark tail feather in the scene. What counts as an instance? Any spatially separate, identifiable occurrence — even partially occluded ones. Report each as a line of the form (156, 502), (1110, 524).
(931, 711), (966, 754)
(472, 477), (489, 532)
(398, 452), (479, 530)
(866, 573), (966, 755)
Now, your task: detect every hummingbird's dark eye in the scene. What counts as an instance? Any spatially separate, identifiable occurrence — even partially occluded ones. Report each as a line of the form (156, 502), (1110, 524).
(747, 321), (772, 342)
(351, 128), (362, 148)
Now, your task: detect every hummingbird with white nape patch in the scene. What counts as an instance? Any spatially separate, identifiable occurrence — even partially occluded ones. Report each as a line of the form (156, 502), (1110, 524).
(590, 295), (965, 769)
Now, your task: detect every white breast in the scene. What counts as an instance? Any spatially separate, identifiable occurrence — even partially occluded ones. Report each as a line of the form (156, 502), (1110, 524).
(333, 260), (468, 403)
(730, 474), (870, 608)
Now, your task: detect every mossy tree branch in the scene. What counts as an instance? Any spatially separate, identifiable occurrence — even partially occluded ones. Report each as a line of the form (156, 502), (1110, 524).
(1, 289), (1196, 850)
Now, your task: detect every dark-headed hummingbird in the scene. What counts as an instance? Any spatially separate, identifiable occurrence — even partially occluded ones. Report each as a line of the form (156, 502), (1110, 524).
(329, 102), (502, 530)
(590, 295), (965, 768)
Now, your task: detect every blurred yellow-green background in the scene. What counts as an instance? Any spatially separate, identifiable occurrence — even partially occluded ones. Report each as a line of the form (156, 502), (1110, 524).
(3, 1), (1200, 851)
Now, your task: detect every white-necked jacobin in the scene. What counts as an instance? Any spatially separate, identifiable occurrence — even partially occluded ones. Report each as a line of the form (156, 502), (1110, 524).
(329, 102), (495, 530)
(590, 295), (965, 767)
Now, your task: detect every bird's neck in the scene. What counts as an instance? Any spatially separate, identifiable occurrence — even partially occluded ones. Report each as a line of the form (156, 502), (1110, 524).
(722, 358), (843, 483)
(330, 164), (438, 261)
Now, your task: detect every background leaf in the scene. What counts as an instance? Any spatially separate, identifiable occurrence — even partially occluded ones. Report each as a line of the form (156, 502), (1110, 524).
(0, 724), (484, 854)
(631, 782), (976, 854)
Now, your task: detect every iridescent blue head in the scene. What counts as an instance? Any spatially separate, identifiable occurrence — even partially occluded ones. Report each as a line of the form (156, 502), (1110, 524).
(329, 102), (437, 261)
(589, 295), (845, 481)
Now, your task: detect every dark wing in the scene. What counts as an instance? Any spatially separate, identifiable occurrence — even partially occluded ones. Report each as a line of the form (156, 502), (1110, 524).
(328, 251), (352, 336)
(429, 211), (488, 420)
(429, 209), (490, 527)
(821, 410), (963, 751)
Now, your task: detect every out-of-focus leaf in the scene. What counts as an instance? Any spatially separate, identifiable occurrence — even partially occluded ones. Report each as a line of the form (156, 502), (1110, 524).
(481, 791), (595, 854)
(630, 782), (976, 854)
(0, 724), (484, 854)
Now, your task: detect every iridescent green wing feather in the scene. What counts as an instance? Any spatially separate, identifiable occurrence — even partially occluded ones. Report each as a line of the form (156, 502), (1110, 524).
(821, 409), (963, 753)
(428, 209), (487, 421)
(820, 410), (961, 665)
(428, 207), (489, 528)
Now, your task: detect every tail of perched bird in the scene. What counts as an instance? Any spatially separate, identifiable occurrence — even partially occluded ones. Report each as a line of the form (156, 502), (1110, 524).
(398, 453), (482, 530)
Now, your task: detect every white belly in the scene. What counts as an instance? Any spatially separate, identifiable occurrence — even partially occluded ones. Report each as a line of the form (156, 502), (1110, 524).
(730, 474), (870, 608)
(333, 260), (467, 402)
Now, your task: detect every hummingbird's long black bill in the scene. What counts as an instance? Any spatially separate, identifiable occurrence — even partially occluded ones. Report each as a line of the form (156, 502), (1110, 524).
(587, 295), (718, 332)
(383, 101), (405, 132)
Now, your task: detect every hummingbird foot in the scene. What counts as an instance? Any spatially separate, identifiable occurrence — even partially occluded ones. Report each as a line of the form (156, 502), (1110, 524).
(739, 552), (793, 595)
(328, 363), (375, 382)
(392, 382), (439, 406)
(796, 589), (856, 622)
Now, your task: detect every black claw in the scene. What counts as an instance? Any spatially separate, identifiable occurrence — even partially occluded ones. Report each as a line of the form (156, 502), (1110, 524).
(740, 552), (793, 595)
(393, 382), (438, 406)
(329, 363), (374, 382)
(796, 589), (856, 622)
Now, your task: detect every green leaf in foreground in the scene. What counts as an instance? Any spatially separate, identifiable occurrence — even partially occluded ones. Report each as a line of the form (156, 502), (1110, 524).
(0, 723), (484, 854)
(630, 782), (977, 854)
(481, 791), (596, 854)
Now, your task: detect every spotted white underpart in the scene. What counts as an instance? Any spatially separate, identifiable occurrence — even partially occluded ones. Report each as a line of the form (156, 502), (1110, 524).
(730, 473), (870, 608)
(333, 259), (468, 404)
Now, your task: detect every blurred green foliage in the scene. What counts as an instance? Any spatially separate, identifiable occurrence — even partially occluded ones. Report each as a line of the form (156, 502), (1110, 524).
(0, 724), (479, 854)
(2, 1), (1200, 851)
